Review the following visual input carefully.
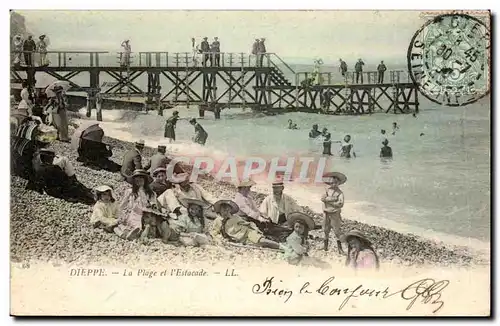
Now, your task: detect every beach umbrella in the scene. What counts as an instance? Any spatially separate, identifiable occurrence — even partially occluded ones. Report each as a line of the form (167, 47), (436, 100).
(81, 124), (104, 142)
(45, 80), (71, 98)
(71, 123), (102, 150)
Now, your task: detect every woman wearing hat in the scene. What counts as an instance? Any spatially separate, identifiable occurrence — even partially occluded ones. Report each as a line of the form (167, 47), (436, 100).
(37, 35), (49, 67)
(164, 111), (180, 143)
(342, 230), (380, 270)
(169, 197), (212, 247)
(47, 85), (70, 142)
(281, 212), (330, 269)
(189, 118), (208, 146)
(234, 179), (269, 224)
(114, 169), (161, 241)
(90, 185), (119, 233)
(13, 35), (23, 66)
(321, 172), (347, 253)
(120, 40), (131, 67)
(210, 199), (280, 249)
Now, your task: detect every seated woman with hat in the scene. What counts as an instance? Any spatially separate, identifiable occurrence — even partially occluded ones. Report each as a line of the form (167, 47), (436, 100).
(90, 185), (119, 232)
(281, 212), (331, 269)
(168, 197), (212, 247)
(210, 199), (281, 250)
(114, 169), (163, 241)
(342, 230), (380, 270)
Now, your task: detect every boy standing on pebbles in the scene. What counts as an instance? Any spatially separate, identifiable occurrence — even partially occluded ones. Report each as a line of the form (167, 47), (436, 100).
(321, 172), (347, 254)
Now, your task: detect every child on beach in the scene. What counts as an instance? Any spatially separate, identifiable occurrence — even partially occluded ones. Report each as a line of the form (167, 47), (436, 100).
(281, 213), (331, 269)
(90, 185), (119, 232)
(169, 198), (212, 247)
(321, 172), (347, 253)
(342, 230), (380, 270)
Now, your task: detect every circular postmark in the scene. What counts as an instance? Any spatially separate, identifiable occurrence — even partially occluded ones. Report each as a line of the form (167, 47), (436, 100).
(407, 14), (490, 106)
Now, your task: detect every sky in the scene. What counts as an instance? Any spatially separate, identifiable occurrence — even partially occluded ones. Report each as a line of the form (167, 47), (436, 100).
(15, 10), (427, 65)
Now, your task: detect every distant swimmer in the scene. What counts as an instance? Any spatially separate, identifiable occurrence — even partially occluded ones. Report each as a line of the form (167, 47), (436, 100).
(164, 110), (180, 143)
(309, 124), (321, 138)
(412, 113), (417, 118)
(189, 118), (208, 145)
(380, 139), (393, 158)
(322, 132), (333, 155)
(392, 122), (400, 135)
(420, 132), (425, 137)
(287, 119), (298, 130)
(321, 127), (329, 137)
(340, 135), (356, 158)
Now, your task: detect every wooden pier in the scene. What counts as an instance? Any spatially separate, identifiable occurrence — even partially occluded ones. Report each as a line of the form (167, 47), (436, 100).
(10, 51), (419, 121)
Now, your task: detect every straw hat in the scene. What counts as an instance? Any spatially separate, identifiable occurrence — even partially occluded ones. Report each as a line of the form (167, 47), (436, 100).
(135, 139), (145, 147)
(322, 172), (347, 185)
(94, 185), (115, 201)
(287, 211), (316, 230)
(170, 172), (189, 184)
(152, 167), (167, 177)
(129, 169), (153, 184)
(157, 145), (166, 151)
(213, 199), (239, 214)
(179, 197), (211, 210)
(341, 230), (372, 246)
(237, 179), (256, 188)
(39, 34), (46, 39)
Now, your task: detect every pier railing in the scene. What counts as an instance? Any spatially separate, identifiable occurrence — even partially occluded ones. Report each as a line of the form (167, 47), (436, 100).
(295, 70), (410, 86)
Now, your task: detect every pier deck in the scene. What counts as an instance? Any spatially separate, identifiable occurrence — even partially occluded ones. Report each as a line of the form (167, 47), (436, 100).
(10, 51), (419, 120)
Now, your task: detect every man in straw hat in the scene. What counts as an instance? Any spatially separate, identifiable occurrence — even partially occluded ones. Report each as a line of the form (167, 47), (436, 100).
(120, 139), (145, 183)
(144, 145), (170, 175)
(210, 199), (281, 249)
(37, 34), (49, 66)
(234, 179), (269, 224)
(341, 230), (380, 270)
(259, 179), (301, 227)
(157, 172), (218, 220)
(321, 171), (347, 253)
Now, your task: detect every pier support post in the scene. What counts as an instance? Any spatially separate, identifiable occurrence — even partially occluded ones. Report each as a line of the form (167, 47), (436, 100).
(89, 69), (100, 118)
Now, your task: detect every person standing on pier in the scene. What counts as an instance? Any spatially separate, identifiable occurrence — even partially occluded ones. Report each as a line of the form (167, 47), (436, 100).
(37, 35), (49, 67)
(189, 118), (208, 146)
(257, 38), (267, 67)
(339, 59), (348, 78)
(13, 35), (23, 66)
(164, 110), (180, 143)
(191, 37), (200, 66)
(23, 35), (36, 67)
(211, 37), (221, 67)
(201, 37), (210, 66)
(377, 61), (387, 84)
(321, 172), (347, 253)
(355, 58), (365, 84)
(252, 39), (260, 66)
(121, 40), (131, 67)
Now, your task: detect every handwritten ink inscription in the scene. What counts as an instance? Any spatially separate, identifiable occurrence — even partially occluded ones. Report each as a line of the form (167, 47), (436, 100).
(252, 276), (450, 313)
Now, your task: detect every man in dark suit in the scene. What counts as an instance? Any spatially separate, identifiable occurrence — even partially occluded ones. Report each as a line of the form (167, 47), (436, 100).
(23, 35), (36, 67)
(120, 140), (145, 183)
(200, 37), (210, 66)
(144, 145), (170, 175)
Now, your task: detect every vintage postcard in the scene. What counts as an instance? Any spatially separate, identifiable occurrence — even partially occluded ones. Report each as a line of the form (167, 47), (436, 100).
(9, 10), (491, 316)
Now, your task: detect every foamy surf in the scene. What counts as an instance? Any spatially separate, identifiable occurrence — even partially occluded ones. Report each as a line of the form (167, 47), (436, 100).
(73, 107), (490, 259)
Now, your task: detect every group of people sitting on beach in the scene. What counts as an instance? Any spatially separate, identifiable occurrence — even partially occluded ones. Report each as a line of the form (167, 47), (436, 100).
(84, 138), (379, 270)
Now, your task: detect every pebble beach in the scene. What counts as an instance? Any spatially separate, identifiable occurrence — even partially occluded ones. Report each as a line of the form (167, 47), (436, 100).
(10, 117), (489, 268)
